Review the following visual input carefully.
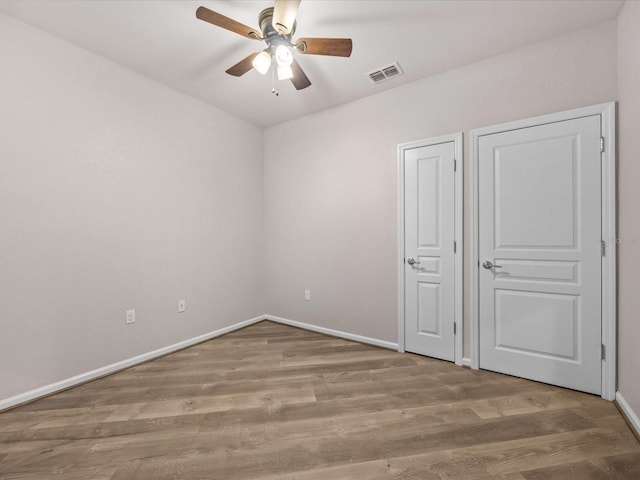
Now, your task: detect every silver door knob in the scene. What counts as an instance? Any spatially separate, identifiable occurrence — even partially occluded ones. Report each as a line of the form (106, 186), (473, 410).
(407, 258), (420, 266)
(482, 260), (502, 269)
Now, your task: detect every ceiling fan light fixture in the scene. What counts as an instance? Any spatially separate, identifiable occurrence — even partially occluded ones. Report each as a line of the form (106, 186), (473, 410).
(195, 1), (353, 91)
(275, 44), (293, 67)
(277, 64), (294, 80)
(252, 51), (272, 75)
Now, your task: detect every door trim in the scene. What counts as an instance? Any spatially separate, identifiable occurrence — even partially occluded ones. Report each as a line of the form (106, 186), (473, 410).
(398, 133), (464, 365)
(469, 102), (616, 400)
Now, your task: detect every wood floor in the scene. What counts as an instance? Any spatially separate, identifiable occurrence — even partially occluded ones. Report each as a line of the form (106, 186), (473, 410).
(1, 321), (638, 479)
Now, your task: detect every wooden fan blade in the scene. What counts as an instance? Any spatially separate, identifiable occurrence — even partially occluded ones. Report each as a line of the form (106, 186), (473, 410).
(196, 6), (261, 40)
(272, 0), (301, 35)
(226, 52), (260, 77)
(290, 58), (311, 90)
(295, 38), (352, 57)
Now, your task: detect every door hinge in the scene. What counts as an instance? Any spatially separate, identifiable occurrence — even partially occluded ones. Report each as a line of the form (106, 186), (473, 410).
(454, 322), (457, 335)
(601, 344), (606, 360)
(600, 136), (605, 153)
(454, 241), (457, 253)
(454, 159), (457, 172)
(601, 240), (606, 257)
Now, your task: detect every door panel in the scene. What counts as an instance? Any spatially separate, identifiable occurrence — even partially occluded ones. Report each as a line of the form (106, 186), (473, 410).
(495, 290), (578, 359)
(418, 283), (439, 335)
(417, 157), (440, 248)
(494, 137), (577, 248)
(479, 115), (602, 394)
(405, 142), (455, 361)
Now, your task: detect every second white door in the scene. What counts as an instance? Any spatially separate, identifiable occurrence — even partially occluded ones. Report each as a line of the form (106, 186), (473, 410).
(478, 114), (602, 394)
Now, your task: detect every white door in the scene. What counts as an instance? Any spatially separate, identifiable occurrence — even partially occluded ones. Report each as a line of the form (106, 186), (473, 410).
(404, 141), (456, 361)
(478, 115), (602, 394)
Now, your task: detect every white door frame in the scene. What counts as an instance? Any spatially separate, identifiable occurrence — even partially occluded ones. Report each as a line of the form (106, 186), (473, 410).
(398, 133), (464, 365)
(470, 102), (616, 400)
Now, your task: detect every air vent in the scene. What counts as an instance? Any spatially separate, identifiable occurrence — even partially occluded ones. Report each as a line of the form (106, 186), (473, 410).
(367, 62), (403, 83)
(369, 71), (386, 83)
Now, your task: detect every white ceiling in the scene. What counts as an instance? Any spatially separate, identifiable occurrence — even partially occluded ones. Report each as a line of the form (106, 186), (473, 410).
(0, 0), (623, 128)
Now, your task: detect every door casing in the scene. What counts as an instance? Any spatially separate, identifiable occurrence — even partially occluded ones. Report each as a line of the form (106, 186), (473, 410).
(398, 133), (464, 365)
(470, 102), (616, 400)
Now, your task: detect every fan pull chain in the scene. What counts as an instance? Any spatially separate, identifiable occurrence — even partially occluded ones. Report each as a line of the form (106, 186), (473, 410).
(271, 65), (279, 96)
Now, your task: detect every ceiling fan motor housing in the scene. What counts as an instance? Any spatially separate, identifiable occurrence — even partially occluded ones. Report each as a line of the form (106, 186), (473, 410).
(258, 7), (296, 40)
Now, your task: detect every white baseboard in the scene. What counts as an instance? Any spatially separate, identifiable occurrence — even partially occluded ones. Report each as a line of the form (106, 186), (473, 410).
(2, 315), (402, 411)
(0, 315), (264, 412)
(265, 314), (398, 351)
(616, 391), (640, 438)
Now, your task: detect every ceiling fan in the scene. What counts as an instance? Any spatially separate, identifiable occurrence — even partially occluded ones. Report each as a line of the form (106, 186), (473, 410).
(196, 0), (353, 91)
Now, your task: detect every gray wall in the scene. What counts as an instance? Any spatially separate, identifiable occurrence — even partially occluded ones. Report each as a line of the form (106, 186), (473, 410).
(0, 13), (264, 401)
(264, 20), (617, 351)
(617, 0), (640, 419)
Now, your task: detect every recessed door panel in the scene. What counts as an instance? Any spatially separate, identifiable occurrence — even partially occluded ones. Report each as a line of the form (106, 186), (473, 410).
(495, 290), (578, 360)
(417, 256), (440, 275)
(494, 137), (577, 249)
(493, 260), (579, 284)
(417, 157), (440, 248)
(418, 283), (439, 336)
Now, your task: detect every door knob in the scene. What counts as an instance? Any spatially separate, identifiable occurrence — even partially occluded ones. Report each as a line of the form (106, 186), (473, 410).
(482, 260), (502, 270)
(407, 258), (420, 266)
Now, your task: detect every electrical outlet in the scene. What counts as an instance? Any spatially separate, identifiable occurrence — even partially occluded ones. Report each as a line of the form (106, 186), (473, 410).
(126, 309), (136, 325)
(178, 299), (186, 313)
(304, 290), (311, 301)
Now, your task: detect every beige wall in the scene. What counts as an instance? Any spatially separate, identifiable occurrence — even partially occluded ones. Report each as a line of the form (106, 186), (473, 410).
(0, 13), (264, 401)
(617, 0), (640, 418)
(264, 20), (617, 349)
(3, 6), (632, 414)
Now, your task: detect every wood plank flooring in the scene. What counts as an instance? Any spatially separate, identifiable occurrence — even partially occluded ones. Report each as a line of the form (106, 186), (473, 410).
(1, 321), (638, 479)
